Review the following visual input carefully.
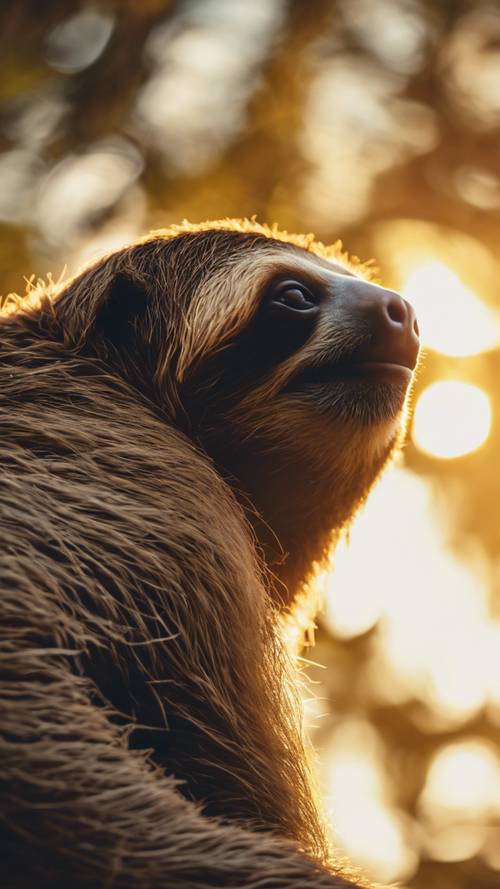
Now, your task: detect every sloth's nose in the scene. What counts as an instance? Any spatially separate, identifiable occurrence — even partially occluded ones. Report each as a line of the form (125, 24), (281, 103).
(346, 279), (420, 370)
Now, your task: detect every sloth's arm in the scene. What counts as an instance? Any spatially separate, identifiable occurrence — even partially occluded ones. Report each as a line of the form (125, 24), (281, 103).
(2, 611), (360, 889)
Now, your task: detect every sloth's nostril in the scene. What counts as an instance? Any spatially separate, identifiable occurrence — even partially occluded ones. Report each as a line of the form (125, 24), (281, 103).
(386, 297), (407, 326)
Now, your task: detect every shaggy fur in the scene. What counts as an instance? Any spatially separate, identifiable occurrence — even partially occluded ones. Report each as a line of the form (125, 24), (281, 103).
(0, 220), (414, 888)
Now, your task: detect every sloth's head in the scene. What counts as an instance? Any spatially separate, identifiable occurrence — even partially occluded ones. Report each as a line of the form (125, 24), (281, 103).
(54, 220), (420, 602)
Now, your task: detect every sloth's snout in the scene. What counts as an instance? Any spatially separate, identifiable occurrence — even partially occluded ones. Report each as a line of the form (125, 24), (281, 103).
(346, 280), (420, 371)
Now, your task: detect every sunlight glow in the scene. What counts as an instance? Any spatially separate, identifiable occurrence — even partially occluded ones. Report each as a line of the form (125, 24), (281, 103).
(319, 468), (500, 879)
(324, 468), (493, 726)
(323, 721), (417, 884)
(423, 824), (488, 863)
(420, 740), (500, 820)
(412, 381), (491, 459)
(402, 261), (500, 356)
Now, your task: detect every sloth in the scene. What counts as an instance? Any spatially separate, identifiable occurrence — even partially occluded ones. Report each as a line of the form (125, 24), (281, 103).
(0, 219), (419, 889)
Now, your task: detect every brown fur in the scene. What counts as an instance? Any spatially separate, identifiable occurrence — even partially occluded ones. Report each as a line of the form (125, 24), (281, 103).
(0, 220), (411, 888)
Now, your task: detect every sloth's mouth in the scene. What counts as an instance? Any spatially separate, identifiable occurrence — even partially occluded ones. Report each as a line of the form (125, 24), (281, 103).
(287, 359), (413, 390)
(338, 361), (413, 382)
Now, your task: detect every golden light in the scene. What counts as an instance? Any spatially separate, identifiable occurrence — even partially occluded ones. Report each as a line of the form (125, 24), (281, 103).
(322, 721), (418, 884)
(402, 261), (500, 356)
(423, 825), (488, 863)
(323, 468), (492, 726)
(412, 381), (492, 459)
(486, 622), (500, 711)
(323, 539), (382, 638)
(419, 740), (500, 820)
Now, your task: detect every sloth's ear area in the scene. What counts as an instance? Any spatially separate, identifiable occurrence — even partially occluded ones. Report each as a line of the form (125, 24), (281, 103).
(96, 272), (150, 352)
(55, 262), (181, 413)
(55, 264), (150, 353)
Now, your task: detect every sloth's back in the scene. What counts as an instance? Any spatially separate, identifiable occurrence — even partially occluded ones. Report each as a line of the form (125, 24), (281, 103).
(0, 317), (247, 742)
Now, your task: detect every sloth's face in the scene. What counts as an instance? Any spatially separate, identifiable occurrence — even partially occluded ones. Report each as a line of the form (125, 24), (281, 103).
(178, 239), (419, 596)
(183, 246), (419, 444)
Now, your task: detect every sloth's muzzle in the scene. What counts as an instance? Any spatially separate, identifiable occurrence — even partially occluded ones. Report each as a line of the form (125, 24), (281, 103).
(346, 280), (420, 372)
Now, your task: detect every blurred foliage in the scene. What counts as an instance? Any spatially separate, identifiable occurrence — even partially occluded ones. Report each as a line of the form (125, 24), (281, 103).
(1, 1), (500, 887)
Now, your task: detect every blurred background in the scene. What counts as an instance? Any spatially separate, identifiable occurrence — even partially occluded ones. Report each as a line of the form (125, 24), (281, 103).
(1, 1), (500, 886)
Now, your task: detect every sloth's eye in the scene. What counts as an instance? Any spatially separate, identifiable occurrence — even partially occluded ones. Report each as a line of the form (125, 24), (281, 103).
(272, 283), (317, 311)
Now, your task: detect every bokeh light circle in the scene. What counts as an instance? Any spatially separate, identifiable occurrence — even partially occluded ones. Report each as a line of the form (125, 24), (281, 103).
(412, 381), (491, 459)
